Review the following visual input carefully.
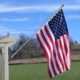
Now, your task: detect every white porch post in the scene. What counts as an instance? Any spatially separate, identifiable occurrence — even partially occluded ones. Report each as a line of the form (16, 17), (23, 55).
(2, 46), (9, 80)
(0, 36), (17, 80)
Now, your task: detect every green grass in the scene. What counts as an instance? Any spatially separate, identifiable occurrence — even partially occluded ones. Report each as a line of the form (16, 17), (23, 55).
(9, 61), (80, 80)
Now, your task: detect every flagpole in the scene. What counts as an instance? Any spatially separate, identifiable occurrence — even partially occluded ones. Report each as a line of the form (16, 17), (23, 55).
(10, 36), (33, 59)
(10, 4), (64, 59)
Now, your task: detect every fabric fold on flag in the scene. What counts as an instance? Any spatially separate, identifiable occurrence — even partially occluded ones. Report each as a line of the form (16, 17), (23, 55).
(36, 9), (71, 78)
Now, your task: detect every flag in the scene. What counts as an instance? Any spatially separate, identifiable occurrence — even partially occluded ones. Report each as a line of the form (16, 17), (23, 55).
(36, 9), (71, 77)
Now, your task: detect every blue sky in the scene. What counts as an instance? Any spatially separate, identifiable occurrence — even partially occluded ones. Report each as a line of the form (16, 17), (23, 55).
(0, 0), (80, 43)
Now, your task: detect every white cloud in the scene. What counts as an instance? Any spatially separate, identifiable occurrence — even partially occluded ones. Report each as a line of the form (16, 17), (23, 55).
(64, 5), (80, 10)
(0, 4), (80, 13)
(0, 26), (13, 37)
(0, 3), (80, 13)
(0, 26), (14, 34)
(0, 25), (36, 36)
(0, 4), (59, 13)
(66, 15), (80, 19)
(0, 18), (29, 22)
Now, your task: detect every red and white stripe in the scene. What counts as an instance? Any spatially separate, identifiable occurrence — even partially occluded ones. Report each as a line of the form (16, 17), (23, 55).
(36, 24), (71, 77)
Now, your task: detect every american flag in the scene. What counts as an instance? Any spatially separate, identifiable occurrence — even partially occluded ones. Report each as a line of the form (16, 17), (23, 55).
(36, 9), (71, 77)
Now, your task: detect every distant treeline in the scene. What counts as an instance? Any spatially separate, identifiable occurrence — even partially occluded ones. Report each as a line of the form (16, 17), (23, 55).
(9, 34), (44, 59)
(9, 34), (80, 59)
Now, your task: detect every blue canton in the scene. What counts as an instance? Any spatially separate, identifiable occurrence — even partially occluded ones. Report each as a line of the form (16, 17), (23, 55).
(48, 9), (68, 40)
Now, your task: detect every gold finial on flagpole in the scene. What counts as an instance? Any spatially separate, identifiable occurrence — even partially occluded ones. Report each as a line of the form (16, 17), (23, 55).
(59, 4), (64, 10)
(61, 4), (64, 8)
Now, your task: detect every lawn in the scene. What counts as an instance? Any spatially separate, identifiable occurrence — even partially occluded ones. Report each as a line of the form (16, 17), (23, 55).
(9, 61), (80, 80)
